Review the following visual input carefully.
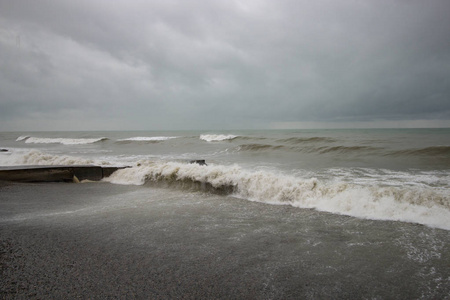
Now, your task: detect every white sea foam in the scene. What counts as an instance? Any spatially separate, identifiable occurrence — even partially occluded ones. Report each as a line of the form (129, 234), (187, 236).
(200, 134), (238, 142)
(0, 149), (111, 166)
(104, 161), (450, 230)
(324, 168), (450, 188)
(22, 137), (108, 145)
(118, 136), (177, 142)
(16, 135), (30, 141)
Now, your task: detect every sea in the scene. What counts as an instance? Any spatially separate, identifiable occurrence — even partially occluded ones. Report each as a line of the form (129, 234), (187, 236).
(1, 128), (449, 297)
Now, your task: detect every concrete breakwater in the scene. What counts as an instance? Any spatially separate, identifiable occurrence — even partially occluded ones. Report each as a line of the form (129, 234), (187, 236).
(0, 165), (127, 183)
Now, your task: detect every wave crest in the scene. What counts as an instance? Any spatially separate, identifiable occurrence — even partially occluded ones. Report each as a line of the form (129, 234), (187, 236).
(117, 136), (177, 143)
(16, 135), (30, 141)
(104, 161), (450, 230)
(0, 150), (111, 166)
(22, 137), (108, 145)
(200, 134), (238, 142)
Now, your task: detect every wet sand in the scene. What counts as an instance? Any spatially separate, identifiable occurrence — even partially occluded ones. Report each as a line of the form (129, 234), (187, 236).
(1, 182), (449, 299)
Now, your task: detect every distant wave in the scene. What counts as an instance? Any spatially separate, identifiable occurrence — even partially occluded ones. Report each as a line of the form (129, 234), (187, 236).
(315, 145), (381, 154)
(104, 161), (450, 230)
(0, 150), (111, 166)
(117, 136), (178, 143)
(389, 146), (450, 157)
(233, 142), (450, 158)
(16, 135), (30, 141)
(200, 134), (238, 142)
(277, 137), (336, 144)
(237, 144), (285, 151)
(21, 137), (108, 145)
(235, 144), (379, 154)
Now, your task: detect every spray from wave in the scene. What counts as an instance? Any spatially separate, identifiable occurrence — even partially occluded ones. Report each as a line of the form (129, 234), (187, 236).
(104, 161), (450, 230)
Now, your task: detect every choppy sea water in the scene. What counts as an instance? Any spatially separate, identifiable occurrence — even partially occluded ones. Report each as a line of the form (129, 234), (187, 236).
(1, 129), (449, 230)
(1, 129), (449, 297)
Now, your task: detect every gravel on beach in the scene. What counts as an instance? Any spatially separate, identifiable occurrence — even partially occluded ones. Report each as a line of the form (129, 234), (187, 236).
(1, 181), (449, 299)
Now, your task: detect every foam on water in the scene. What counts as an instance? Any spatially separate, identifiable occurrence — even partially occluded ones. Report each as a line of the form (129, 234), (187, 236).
(0, 149), (112, 166)
(15, 135), (30, 141)
(104, 161), (450, 230)
(324, 168), (450, 188)
(200, 134), (238, 142)
(117, 136), (178, 142)
(3, 129), (450, 231)
(20, 137), (108, 145)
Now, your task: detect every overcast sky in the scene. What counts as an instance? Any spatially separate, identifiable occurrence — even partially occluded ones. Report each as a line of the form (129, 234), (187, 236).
(1, 0), (449, 130)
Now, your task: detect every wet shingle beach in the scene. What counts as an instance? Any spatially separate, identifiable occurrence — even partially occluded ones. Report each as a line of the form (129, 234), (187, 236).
(1, 181), (449, 299)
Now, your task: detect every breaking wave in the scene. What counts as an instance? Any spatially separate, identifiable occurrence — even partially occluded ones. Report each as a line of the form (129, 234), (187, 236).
(200, 134), (238, 142)
(20, 137), (108, 145)
(104, 161), (450, 230)
(117, 136), (178, 142)
(0, 150), (111, 166)
(16, 136), (30, 141)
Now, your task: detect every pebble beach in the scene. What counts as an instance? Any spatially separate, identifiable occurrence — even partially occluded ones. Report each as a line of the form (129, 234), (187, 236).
(1, 181), (449, 299)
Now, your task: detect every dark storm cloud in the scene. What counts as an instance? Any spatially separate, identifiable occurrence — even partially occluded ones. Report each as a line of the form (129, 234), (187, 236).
(1, 0), (449, 130)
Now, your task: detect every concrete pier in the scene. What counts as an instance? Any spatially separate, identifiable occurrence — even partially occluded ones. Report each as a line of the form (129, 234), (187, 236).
(0, 165), (127, 183)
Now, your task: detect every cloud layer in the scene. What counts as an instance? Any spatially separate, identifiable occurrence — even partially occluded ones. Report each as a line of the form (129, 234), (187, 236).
(1, 0), (450, 130)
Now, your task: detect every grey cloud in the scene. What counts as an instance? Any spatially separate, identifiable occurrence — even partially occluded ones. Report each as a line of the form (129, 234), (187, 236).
(1, 0), (449, 130)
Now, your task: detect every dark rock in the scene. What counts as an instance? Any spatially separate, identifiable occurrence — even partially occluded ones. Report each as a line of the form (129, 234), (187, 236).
(189, 160), (207, 166)
(0, 149), (8, 152)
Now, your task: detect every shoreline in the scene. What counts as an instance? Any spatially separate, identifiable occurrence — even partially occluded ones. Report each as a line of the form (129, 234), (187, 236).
(1, 182), (449, 299)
